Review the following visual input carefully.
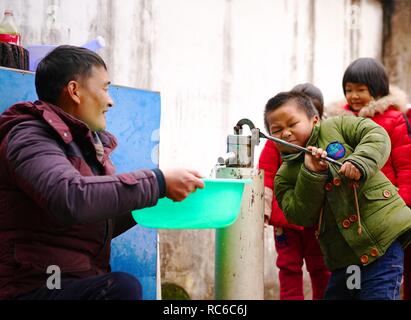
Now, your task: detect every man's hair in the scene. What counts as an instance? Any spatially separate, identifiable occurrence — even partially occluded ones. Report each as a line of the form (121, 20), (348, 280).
(342, 57), (389, 98)
(291, 83), (324, 119)
(35, 45), (107, 104)
(264, 91), (319, 132)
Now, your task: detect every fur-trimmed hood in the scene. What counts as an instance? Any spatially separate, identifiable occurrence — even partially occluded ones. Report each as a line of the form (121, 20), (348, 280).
(325, 86), (409, 118)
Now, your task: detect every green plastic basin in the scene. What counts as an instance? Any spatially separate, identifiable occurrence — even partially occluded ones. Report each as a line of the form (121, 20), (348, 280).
(132, 178), (251, 229)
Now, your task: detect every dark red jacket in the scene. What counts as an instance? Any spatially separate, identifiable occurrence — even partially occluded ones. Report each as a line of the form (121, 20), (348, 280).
(0, 101), (163, 299)
(326, 87), (411, 206)
(258, 140), (303, 230)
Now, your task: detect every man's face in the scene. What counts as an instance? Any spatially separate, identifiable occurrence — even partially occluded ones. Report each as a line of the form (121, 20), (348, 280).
(266, 101), (318, 154)
(75, 66), (113, 132)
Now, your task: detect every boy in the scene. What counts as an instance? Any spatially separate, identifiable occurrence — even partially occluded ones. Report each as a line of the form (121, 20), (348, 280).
(259, 84), (330, 300)
(265, 91), (411, 299)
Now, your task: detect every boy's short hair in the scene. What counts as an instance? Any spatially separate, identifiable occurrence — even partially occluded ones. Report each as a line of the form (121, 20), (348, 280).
(35, 45), (107, 104)
(291, 83), (324, 119)
(264, 91), (319, 132)
(342, 57), (389, 98)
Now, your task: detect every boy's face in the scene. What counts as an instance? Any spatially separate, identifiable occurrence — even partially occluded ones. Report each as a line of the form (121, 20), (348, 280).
(344, 82), (373, 111)
(266, 101), (318, 154)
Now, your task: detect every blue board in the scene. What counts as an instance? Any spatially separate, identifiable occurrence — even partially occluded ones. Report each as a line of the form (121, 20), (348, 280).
(0, 67), (160, 300)
(107, 86), (160, 300)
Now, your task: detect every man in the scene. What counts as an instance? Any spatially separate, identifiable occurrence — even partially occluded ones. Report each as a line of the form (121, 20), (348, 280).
(0, 45), (204, 300)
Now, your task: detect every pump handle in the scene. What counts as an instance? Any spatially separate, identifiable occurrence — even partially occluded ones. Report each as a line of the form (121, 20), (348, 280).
(259, 131), (343, 168)
(234, 118), (256, 134)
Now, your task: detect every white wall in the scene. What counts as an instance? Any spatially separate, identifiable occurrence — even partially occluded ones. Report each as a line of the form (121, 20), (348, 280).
(1, 0), (383, 176)
(1, 0), (383, 299)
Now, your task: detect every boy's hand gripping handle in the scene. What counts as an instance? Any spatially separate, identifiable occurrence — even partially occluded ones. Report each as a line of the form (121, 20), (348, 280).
(259, 131), (343, 168)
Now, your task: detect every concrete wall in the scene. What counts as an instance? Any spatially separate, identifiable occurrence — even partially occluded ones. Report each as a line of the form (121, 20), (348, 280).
(1, 0), (385, 299)
(382, 0), (411, 96)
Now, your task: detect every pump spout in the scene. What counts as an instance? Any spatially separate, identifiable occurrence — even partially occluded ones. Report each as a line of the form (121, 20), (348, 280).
(217, 152), (236, 166)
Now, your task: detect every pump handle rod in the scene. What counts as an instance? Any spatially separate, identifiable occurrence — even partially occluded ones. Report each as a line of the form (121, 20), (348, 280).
(259, 131), (343, 168)
(234, 118), (256, 134)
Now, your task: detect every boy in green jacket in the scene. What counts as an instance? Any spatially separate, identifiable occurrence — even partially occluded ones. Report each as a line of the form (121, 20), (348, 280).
(266, 91), (411, 300)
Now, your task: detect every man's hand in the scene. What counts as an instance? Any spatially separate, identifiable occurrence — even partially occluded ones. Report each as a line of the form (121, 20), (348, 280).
(163, 168), (205, 202)
(304, 146), (329, 172)
(338, 161), (362, 181)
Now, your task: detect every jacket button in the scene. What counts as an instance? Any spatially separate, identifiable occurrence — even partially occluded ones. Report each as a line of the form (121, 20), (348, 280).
(333, 178), (342, 186)
(370, 248), (379, 257)
(342, 219), (351, 229)
(349, 215), (358, 223)
(325, 183), (333, 191)
(360, 254), (369, 264)
(383, 190), (391, 198)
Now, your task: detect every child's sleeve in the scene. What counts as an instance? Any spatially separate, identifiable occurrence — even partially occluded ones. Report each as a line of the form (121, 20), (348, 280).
(339, 116), (391, 181)
(275, 164), (327, 227)
(258, 140), (282, 223)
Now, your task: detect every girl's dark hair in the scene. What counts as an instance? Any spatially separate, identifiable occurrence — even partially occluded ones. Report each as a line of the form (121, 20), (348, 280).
(291, 83), (324, 119)
(35, 45), (107, 104)
(264, 91), (319, 132)
(342, 57), (389, 98)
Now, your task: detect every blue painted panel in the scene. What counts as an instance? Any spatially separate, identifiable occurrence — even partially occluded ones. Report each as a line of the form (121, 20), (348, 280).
(107, 86), (160, 171)
(0, 67), (160, 300)
(0, 68), (37, 105)
(107, 86), (160, 300)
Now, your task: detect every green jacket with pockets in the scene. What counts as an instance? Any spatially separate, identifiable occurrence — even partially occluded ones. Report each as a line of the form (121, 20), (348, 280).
(275, 116), (411, 271)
